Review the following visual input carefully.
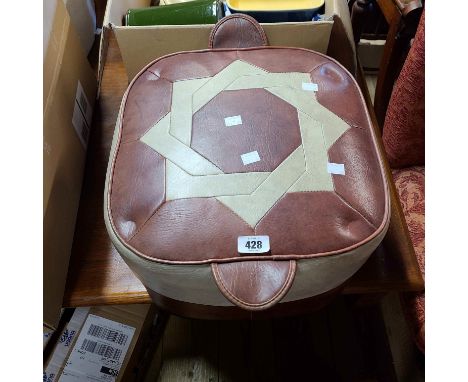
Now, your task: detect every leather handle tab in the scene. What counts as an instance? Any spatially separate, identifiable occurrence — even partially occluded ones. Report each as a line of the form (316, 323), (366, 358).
(212, 260), (296, 311)
(209, 14), (268, 49)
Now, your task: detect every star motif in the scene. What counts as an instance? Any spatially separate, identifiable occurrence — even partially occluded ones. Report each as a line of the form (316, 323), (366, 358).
(140, 60), (349, 227)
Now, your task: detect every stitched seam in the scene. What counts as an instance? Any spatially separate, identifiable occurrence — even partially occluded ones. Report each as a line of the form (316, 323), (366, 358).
(214, 198), (253, 232)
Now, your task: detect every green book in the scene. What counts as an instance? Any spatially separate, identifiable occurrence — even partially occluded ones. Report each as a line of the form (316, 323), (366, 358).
(125, 0), (220, 26)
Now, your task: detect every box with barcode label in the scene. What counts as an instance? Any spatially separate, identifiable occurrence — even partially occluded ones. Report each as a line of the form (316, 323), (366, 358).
(44, 304), (155, 382)
(60, 314), (136, 381)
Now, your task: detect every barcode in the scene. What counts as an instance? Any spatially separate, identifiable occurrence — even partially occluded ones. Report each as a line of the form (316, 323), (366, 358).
(87, 324), (128, 346)
(80, 339), (122, 361)
(79, 91), (88, 114)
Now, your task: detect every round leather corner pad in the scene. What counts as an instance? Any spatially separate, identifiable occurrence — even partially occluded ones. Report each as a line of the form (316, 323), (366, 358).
(209, 14), (268, 49)
(212, 260), (296, 310)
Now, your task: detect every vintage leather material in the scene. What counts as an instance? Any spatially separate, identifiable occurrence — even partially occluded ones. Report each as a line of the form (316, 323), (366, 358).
(191, 88), (302, 173)
(209, 14), (268, 49)
(212, 260), (296, 310)
(105, 17), (390, 313)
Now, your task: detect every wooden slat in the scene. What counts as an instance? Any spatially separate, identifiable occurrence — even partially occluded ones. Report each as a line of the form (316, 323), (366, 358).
(328, 298), (368, 381)
(157, 316), (198, 381)
(218, 320), (251, 382)
(248, 320), (279, 382)
(190, 319), (219, 382)
(144, 296), (421, 381)
(307, 308), (335, 378)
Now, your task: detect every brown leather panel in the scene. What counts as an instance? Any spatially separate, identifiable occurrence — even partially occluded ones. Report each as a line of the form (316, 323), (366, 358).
(147, 50), (238, 82)
(146, 284), (342, 320)
(212, 260), (296, 310)
(110, 141), (165, 239)
(209, 14), (268, 49)
(237, 48), (329, 73)
(191, 89), (301, 173)
(255, 192), (375, 255)
(309, 62), (367, 128)
(128, 198), (254, 261)
(121, 71), (172, 143)
(328, 128), (386, 228)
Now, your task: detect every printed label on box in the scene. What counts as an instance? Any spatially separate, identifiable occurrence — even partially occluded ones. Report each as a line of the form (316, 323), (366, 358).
(44, 308), (90, 382)
(59, 314), (135, 381)
(75, 81), (93, 126)
(71, 81), (93, 149)
(72, 100), (90, 149)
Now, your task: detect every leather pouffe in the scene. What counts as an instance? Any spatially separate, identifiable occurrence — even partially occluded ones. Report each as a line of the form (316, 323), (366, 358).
(105, 15), (390, 319)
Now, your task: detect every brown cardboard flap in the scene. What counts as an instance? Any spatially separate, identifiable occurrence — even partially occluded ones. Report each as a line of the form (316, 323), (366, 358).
(114, 22), (332, 80)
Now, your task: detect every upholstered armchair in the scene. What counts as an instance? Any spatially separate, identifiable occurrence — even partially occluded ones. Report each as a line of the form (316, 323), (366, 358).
(382, 10), (425, 351)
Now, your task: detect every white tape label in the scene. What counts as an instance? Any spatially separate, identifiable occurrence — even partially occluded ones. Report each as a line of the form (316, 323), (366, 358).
(238, 235), (270, 254)
(327, 162), (345, 175)
(241, 151), (261, 165)
(224, 115), (242, 127)
(302, 82), (319, 92)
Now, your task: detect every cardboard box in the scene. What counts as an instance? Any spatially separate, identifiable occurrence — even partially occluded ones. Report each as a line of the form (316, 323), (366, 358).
(44, 304), (156, 382)
(358, 38), (385, 70)
(99, 0), (356, 81)
(43, 0), (98, 330)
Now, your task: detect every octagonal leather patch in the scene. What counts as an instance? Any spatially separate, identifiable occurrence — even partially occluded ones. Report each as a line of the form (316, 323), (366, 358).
(191, 88), (301, 174)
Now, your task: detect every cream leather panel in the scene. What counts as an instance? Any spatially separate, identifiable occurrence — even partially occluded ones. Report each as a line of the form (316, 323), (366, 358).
(226, 72), (311, 92)
(217, 146), (305, 227)
(141, 113), (223, 176)
(192, 60), (267, 112)
(266, 86), (349, 147)
(166, 160), (270, 200)
(289, 112), (334, 192)
(170, 77), (210, 145)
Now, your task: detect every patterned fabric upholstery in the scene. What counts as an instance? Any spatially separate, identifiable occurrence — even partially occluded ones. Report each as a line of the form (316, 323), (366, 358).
(383, 11), (425, 352)
(392, 167), (425, 352)
(382, 10), (425, 169)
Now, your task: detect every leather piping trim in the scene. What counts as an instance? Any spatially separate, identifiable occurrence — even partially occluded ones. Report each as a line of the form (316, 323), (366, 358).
(208, 14), (268, 49)
(105, 46), (390, 265)
(211, 260), (296, 310)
